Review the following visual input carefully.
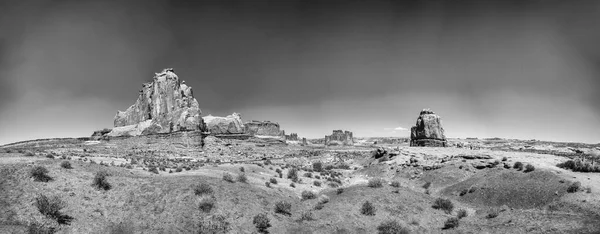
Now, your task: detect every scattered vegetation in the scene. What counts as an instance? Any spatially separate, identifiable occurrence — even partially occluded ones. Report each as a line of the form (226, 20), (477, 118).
(274, 201), (292, 216)
(59, 161), (72, 169)
(443, 217), (460, 229)
(360, 201), (376, 216)
(502, 156), (508, 161)
(265, 182), (271, 188)
(193, 183), (213, 196)
(432, 198), (454, 214)
(222, 173), (235, 183)
(93, 171), (112, 190)
(237, 173), (248, 183)
(524, 164), (535, 173)
(567, 181), (581, 193)
(35, 194), (72, 225)
(377, 220), (410, 234)
(253, 213), (271, 233)
(318, 195), (330, 205)
(301, 190), (317, 200)
(198, 196), (216, 212)
(368, 178), (384, 188)
(300, 211), (315, 221)
(313, 180), (321, 187)
(240, 167), (245, 172)
(198, 214), (230, 233)
(304, 172), (313, 178)
(513, 161), (524, 171)
(313, 161), (323, 172)
(336, 188), (344, 194)
(486, 211), (499, 219)
(287, 168), (299, 182)
(269, 178), (278, 184)
(457, 209), (468, 219)
(557, 158), (600, 173)
(31, 166), (52, 182)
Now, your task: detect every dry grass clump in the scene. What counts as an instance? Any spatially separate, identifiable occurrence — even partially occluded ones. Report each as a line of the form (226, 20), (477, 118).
(93, 171), (111, 190)
(432, 198), (454, 214)
(198, 196), (216, 212)
(222, 173), (235, 183)
(253, 213), (271, 233)
(31, 166), (52, 182)
(301, 190), (317, 200)
(237, 173), (248, 183)
(35, 194), (72, 225)
(193, 183), (213, 196)
(60, 161), (72, 169)
(274, 201), (292, 216)
(368, 178), (385, 188)
(457, 209), (468, 219)
(443, 217), (460, 229)
(360, 201), (376, 216)
(390, 181), (401, 188)
(287, 168), (299, 182)
(567, 181), (581, 193)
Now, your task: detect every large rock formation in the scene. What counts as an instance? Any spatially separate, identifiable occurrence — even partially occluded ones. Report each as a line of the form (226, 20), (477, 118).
(244, 121), (285, 137)
(203, 113), (245, 135)
(410, 109), (447, 147)
(325, 130), (354, 146)
(110, 68), (205, 137)
(286, 133), (299, 141)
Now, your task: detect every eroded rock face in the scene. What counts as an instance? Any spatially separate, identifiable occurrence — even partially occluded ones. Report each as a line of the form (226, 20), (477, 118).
(111, 68), (205, 136)
(203, 113), (245, 135)
(244, 121), (284, 137)
(286, 133), (299, 141)
(410, 109), (446, 147)
(325, 130), (354, 146)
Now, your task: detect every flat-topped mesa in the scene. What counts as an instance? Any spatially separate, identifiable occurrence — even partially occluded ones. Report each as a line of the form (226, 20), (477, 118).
(325, 130), (354, 146)
(410, 108), (447, 147)
(244, 120), (285, 138)
(110, 68), (205, 136)
(202, 112), (245, 135)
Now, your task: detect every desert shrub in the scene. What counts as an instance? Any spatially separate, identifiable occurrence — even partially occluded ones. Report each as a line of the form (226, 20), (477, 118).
(486, 211), (499, 219)
(60, 161), (72, 169)
(301, 190), (317, 200)
(567, 181), (581, 193)
(336, 188), (344, 194)
(368, 178), (384, 188)
(390, 181), (400, 188)
(148, 166), (159, 174)
(275, 168), (282, 174)
(468, 186), (477, 193)
(360, 201), (376, 216)
(304, 172), (313, 178)
(265, 182), (271, 188)
(325, 165), (334, 170)
(198, 197), (216, 212)
(269, 178), (278, 184)
(422, 181), (432, 189)
(237, 173), (248, 183)
(287, 168), (299, 182)
(513, 161), (524, 171)
(35, 194), (65, 220)
(27, 222), (56, 234)
(31, 166), (52, 182)
(299, 211), (315, 221)
(125, 164), (133, 169)
(459, 189), (469, 196)
(290, 183), (295, 188)
(222, 173), (235, 183)
(377, 220), (410, 234)
(194, 183), (213, 196)
(274, 201), (292, 216)
(253, 213), (271, 233)
(443, 217), (460, 229)
(457, 209), (468, 219)
(502, 156), (508, 161)
(198, 214), (230, 233)
(524, 164), (535, 173)
(313, 161), (323, 172)
(318, 195), (330, 204)
(240, 167), (245, 172)
(313, 181), (321, 187)
(314, 202), (324, 210)
(432, 198), (454, 214)
(46, 154), (55, 159)
(557, 158), (600, 173)
(93, 171), (111, 190)
(175, 167), (183, 172)
(24, 151), (35, 157)
(159, 165), (166, 171)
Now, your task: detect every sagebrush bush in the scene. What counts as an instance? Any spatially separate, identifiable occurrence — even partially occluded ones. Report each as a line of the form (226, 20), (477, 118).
(274, 201), (292, 216)
(557, 158), (600, 173)
(304, 172), (313, 178)
(390, 181), (400, 188)
(300, 211), (314, 221)
(336, 188), (344, 194)
(240, 167), (245, 172)
(35, 194), (65, 221)
(194, 183), (213, 196)
(486, 211), (499, 219)
(313, 181), (321, 187)
(567, 181), (581, 193)
(93, 171), (111, 190)
(265, 182), (271, 188)
(457, 209), (468, 219)
(46, 154), (55, 159)
(198, 197), (216, 212)
(368, 178), (384, 188)
(60, 161), (72, 169)
(422, 181), (432, 189)
(432, 198), (454, 214)
(443, 217), (460, 229)
(360, 201), (376, 216)
(287, 168), (299, 182)
(223, 173), (235, 183)
(237, 173), (248, 183)
(31, 166), (52, 182)
(513, 161), (524, 171)
(313, 161), (323, 172)
(524, 164), (535, 173)
(301, 190), (316, 200)
(253, 213), (271, 233)
(269, 178), (278, 184)
(377, 220), (410, 234)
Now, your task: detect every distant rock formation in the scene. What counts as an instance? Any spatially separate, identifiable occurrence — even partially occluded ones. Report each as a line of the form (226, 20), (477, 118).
(110, 68), (205, 137)
(325, 130), (354, 146)
(203, 113), (245, 135)
(410, 109), (447, 147)
(286, 133), (299, 141)
(302, 137), (308, 146)
(244, 121), (285, 138)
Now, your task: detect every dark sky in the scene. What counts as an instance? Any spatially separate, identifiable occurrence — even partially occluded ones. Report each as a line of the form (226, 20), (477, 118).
(1, 0), (599, 144)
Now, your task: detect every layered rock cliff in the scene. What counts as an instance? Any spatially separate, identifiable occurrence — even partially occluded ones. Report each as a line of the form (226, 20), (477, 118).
(244, 121), (284, 137)
(325, 130), (354, 146)
(203, 113), (245, 135)
(410, 109), (447, 147)
(110, 68), (205, 136)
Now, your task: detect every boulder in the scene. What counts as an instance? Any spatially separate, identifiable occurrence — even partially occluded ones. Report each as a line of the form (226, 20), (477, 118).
(244, 120), (284, 137)
(325, 130), (354, 146)
(203, 113), (245, 135)
(111, 68), (205, 136)
(410, 109), (447, 147)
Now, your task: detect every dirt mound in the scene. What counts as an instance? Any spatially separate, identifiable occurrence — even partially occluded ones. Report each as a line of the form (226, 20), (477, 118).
(441, 169), (570, 209)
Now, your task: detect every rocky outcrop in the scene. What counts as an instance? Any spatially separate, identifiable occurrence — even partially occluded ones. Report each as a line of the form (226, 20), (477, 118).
(325, 130), (354, 146)
(410, 109), (447, 147)
(91, 128), (111, 140)
(286, 133), (299, 141)
(203, 113), (245, 135)
(111, 68), (205, 136)
(244, 121), (284, 137)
